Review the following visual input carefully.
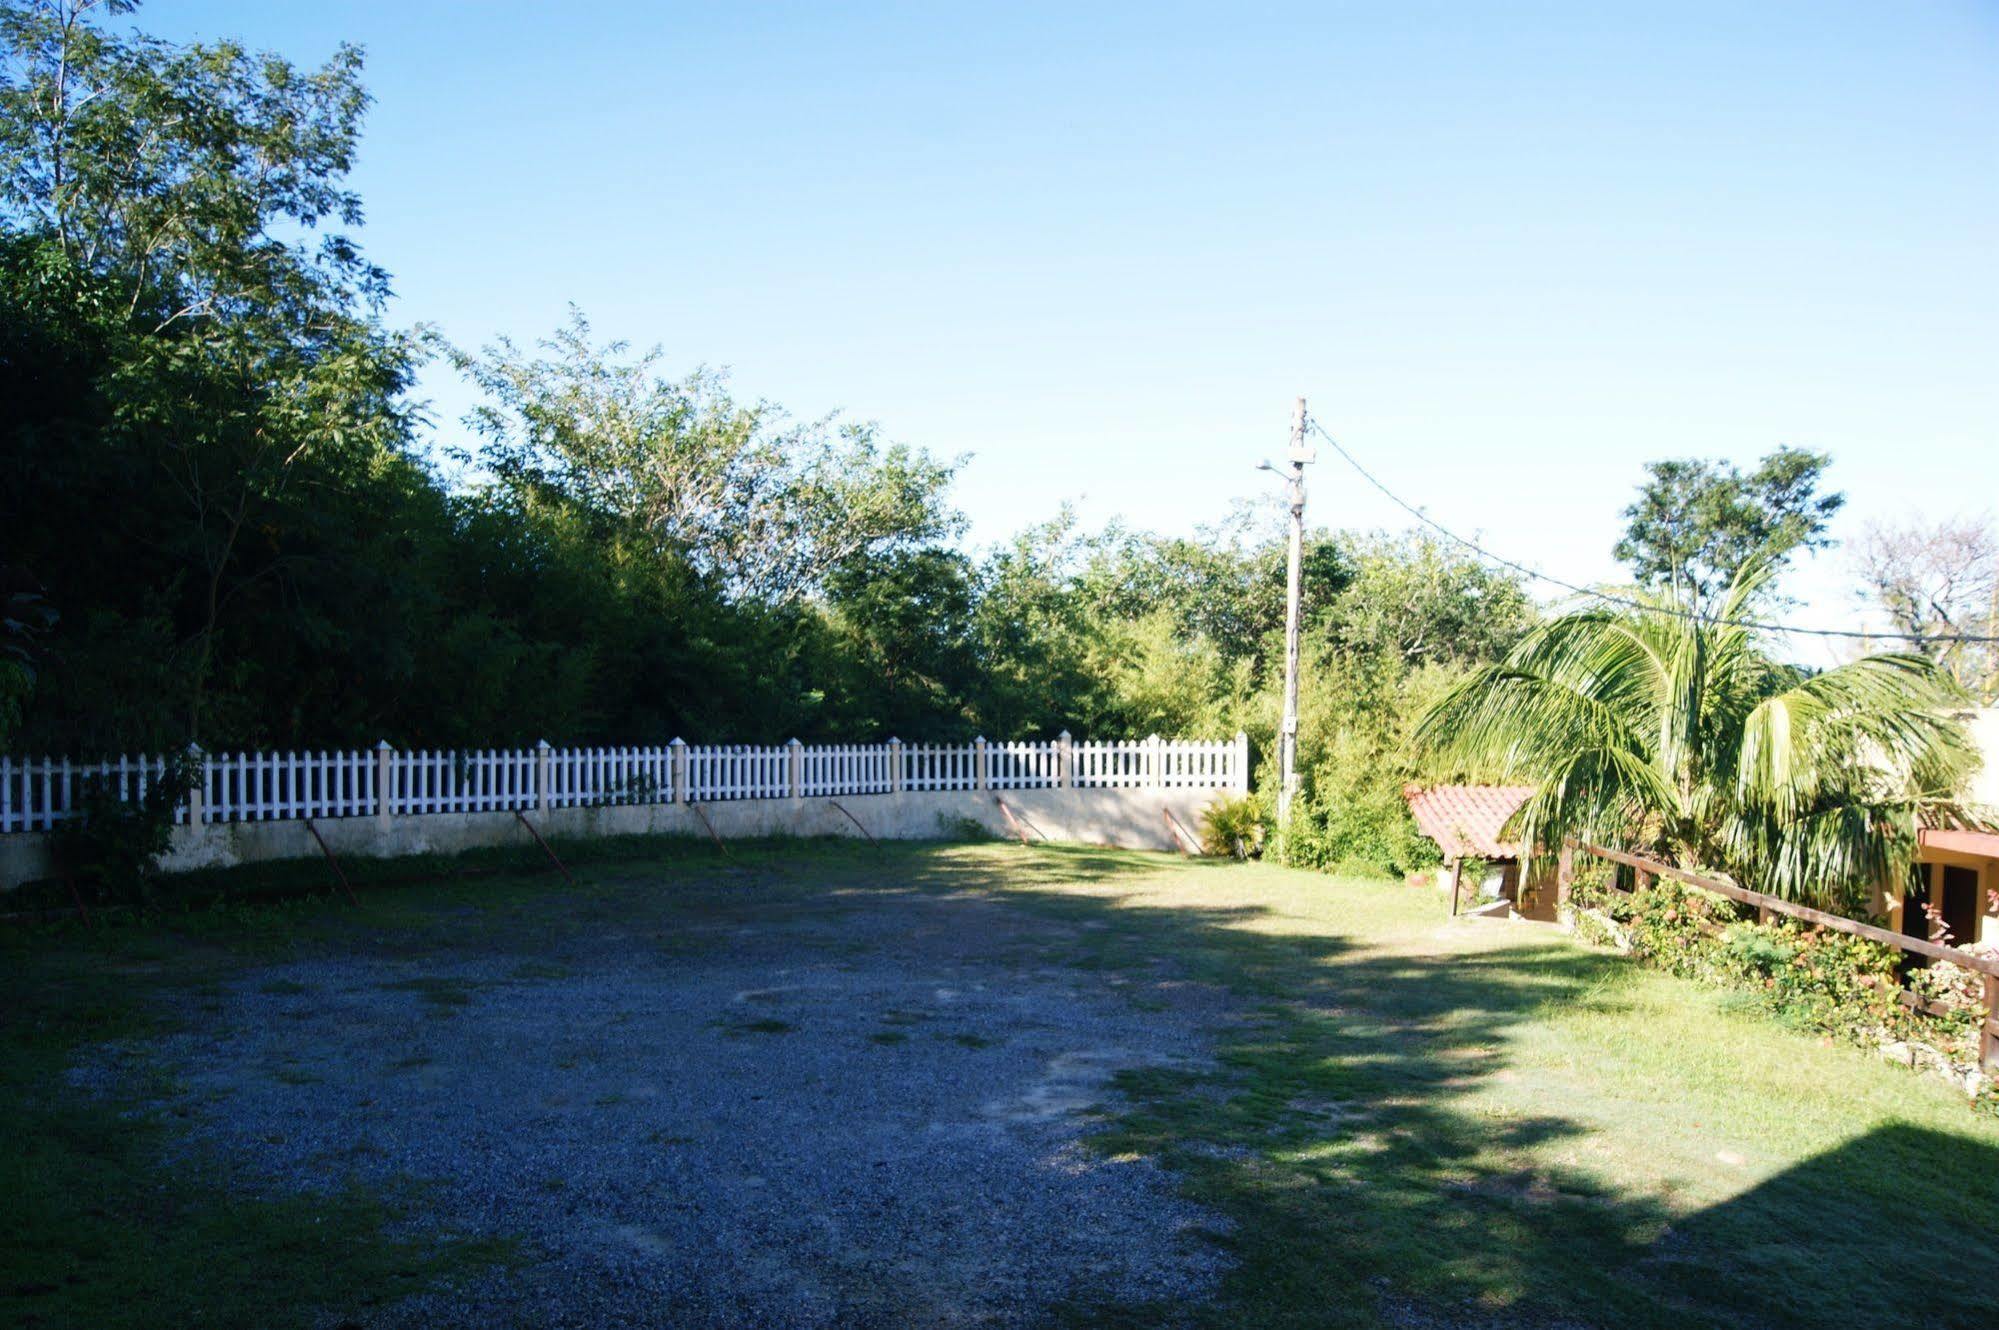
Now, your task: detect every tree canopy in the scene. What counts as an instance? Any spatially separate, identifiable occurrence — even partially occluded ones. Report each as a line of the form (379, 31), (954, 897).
(1417, 559), (1979, 910)
(1613, 447), (1844, 605)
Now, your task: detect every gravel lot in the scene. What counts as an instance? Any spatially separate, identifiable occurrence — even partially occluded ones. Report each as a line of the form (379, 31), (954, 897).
(79, 866), (1234, 1327)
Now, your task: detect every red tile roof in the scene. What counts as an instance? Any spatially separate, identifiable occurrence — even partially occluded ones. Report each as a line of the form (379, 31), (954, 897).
(1403, 784), (1535, 859)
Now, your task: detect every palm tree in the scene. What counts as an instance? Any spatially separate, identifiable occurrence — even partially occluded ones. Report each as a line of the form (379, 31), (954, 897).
(1414, 558), (1983, 912)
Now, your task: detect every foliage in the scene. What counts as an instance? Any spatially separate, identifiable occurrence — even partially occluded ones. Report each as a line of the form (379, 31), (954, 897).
(0, 0), (1534, 874)
(1569, 874), (1990, 1101)
(1614, 447), (1843, 603)
(49, 749), (195, 907)
(1320, 532), (1534, 665)
(1198, 792), (1265, 858)
(455, 309), (962, 609)
(1279, 650), (1458, 877)
(1419, 556), (1980, 911)
(0, 571), (54, 745)
(1852, 512), (1999, 703)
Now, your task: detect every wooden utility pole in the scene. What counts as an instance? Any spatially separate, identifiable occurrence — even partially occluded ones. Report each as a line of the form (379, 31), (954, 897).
(1276, 396), (1313, 829)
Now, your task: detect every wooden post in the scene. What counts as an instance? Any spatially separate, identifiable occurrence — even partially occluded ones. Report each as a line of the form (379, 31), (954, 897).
(1449, 857), (1464, 917)
(374, 741), (394, 832)
(1233, 731), (1250, 793)
(1056, 730), (1073, 788)
(1147, 733), (1163, 788)
(1984, 975), (1999, 1073)
(185, 744), (206, 828)
(669, 738), (688, 803)
(887, 737), (904, 794)
(787, 738), (804, 802)
(1555, 842), (1574, 919)
(534, 740), (552, 817)
(974, 736), (990, 791)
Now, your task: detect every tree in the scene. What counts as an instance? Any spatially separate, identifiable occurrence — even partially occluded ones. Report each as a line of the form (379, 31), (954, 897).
(1614, 448), (1844, 605)
(1322, 533), (1534, 665)
(457, 310), (961, 609)
(1417, 558), (1980, 912)
(1, 0), (419, 740)
(1852, 513), (1999, 703)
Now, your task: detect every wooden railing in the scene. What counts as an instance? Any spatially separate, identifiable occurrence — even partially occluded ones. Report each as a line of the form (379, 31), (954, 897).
(1560, 841), (1999, 1071)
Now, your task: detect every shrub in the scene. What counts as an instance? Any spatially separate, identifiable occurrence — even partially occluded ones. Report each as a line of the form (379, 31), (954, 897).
(1569, 873), (1993, 1110)
(936, 814), (992, 842)
(1200, 794), (1266, 858)
(51, 752), (198, 910)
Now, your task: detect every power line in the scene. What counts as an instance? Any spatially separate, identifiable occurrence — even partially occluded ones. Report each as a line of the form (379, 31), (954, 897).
(1305, 420), (1999, 647)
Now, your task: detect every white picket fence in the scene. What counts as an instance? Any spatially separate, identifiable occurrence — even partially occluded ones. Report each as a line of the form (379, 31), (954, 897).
(0, 733), (1248, 833)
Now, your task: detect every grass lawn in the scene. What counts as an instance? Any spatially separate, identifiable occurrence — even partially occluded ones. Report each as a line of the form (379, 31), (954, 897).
(4, 837), (1996, 1328)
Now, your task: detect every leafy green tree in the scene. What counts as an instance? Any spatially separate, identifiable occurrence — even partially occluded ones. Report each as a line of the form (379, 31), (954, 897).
(1614, 448), (1843, 604)
(457, 310), (961, 609)
(1323, 533), (1534, 665)
(823, 547), (979, 739)
(1417, 558), (1979, 911)
(1281, 649), (1457, 876)
(2, 0), (420, 741)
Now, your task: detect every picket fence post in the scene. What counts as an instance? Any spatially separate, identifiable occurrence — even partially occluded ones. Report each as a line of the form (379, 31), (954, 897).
(887, 737), (904, 794)
(669, 738), (687, 803)
(374, 741), (394, 831)
(787, 738), (804, 802)
(974, 736), (989, 791)
(1147, 734), (1163, 788)
(185, 743), (206, 827)
(535, 740), (552, 816)
(1233, 731), (1250, 793)
(1057, 730), (1073, 788)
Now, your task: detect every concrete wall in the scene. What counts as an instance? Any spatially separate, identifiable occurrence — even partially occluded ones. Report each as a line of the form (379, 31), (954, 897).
(0, 785), (1228, 888)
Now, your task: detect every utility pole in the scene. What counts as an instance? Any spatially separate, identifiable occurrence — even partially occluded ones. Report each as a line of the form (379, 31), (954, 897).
(1276, 396), (1313, 829)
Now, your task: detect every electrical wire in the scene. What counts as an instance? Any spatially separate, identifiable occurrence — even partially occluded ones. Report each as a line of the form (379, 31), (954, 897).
(1304, 419), (1999, 646)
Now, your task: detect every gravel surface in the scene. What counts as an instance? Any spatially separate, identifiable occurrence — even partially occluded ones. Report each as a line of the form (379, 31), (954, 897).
(81, 881), (1233, 1327)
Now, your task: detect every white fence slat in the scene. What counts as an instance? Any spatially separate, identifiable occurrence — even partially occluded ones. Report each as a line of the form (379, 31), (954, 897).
(0, 735), (1240, 832)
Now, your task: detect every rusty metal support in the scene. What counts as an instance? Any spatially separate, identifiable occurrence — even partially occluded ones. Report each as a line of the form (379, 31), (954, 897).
(827, 800), (880, 850)
(687, 800), (731, 856)
(302, 819), (360, 906)
(513, 809), (574, 883)
(1161, 807), (1201, 856)
(993, 796), (1036, 845)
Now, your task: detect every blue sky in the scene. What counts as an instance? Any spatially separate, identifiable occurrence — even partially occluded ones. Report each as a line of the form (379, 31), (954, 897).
(141, 1), (1996, 662)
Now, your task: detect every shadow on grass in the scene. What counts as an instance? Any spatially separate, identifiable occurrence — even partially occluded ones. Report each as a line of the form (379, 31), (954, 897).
(877, 846), (1999, 1330)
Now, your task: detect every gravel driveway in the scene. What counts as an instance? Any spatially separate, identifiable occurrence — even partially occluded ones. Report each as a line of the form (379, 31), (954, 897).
(80, 863), (1233, 1327)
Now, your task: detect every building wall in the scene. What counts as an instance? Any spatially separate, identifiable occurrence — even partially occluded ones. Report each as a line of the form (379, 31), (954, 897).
(1968, 709), (1999, 810)
(0, 785), (1228, 889)
(1895, 709), (1999, 947)
(1901, 846), (1996, 949)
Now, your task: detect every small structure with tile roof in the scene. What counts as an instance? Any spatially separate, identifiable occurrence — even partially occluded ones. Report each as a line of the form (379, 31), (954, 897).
(1403, 783), (1557, 920)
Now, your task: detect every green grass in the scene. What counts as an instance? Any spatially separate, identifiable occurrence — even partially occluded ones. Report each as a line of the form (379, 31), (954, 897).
(972, 851), (1999, 1330)
(0, 946), (511, 1329)
(5, 835), (1996, 1328)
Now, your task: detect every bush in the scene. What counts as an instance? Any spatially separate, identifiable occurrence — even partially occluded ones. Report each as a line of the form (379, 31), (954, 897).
(1570, 874), (1993, 1110)
(51, 753), (198, 910)
(1200, 794), (1266, 858)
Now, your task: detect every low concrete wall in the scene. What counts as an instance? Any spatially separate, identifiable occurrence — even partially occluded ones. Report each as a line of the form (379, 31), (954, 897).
(0, 785), (1227, 888)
